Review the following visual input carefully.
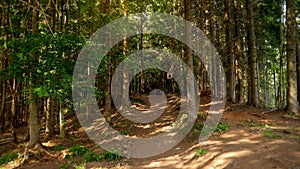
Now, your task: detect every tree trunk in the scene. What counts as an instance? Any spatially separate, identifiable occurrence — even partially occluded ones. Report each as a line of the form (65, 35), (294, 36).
(28, 0), (41, 148)
(10, 78), (18, 142)
(45, 97), (54, 138)
(184, 0), (196, 120)
(277, 7), (284, 108)
(286, 0), (300, 115)
(246, 0), (259, 107)
(233, 0), (243, 103)
(121, 0), (128, 111)
(59, 99), (65, 138)
(225, 0), (235, 103)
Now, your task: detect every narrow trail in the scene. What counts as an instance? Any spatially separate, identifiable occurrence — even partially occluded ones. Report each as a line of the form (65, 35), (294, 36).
(1, 95), (300, 169)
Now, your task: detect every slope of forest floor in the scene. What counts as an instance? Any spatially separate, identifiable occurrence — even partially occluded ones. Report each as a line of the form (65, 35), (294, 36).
(1, 95), (300, 169)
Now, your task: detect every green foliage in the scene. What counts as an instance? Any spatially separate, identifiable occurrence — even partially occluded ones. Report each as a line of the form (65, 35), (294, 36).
(194, 123), (204, 130)
(246, 119), (256, 127)
(65, 145), (123, 164)
(68, 145), (89, 157)
(195, 148), (207, 157)
(113, 124), (122, 129)
(60, 161), (72, 169)
(74, 163), (86, 169)
(247, 120), (280, 138)
(52, 145), (65, 151)
(83, 151), (102, 163)
(262, 129), (281, 138)
(215, 122), (229, 133)
(194, 122), (228, 135)
(197, 112), (205, 119)
(120, 130), (129, 135)
(194, 129), (201, 135)
(0, 153), (19, 165)
(3, 32), (84, 107)
(246, 120), (272, 129)
(101, 150), (122, 162)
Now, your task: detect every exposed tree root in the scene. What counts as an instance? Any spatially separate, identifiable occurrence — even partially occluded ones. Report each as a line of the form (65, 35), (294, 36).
(20, 143), (53, 167)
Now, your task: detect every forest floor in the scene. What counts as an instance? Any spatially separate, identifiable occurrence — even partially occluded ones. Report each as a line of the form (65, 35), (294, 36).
(1, 95), (300, 169)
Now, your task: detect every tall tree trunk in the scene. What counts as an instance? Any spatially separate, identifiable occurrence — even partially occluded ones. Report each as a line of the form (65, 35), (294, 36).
(286, 0), (300, 115)
(233, 0), (243, 103)
(246, 0), (259, 107)
(225, 0), (235, 103)
(28, 0), (41, 147)
(296, 25), (300, 107)
(0, 1), (8, 133)
(184, 0), (196, 119)
(121, 0), (128, 111)
(277, 5), (284, 108)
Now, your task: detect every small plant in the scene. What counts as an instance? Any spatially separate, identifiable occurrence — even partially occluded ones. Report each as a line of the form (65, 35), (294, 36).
(69, 136), (75, 142)
(262, 129), (280, 138)
(74, 162), (86, 169)
(246, 119), (256, 127)
(84, 151), (102, 162)
(69, 145), (89, 157)
(215, 122), (229, 133)
(60, 161), (73, 169)
(194, 129), (201, 135)
(196, 148), (207, 157)
(0, 153), (19, 165)
(121, 130), (129, 135)
(113, 124), (122, 129)
(53, 145), (65, 151)
(197, 112), (205, 119)
(101, 149), (122, 161)
(194, 123), (204, 130)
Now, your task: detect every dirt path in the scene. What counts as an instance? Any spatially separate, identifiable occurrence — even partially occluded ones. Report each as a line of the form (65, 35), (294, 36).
(1, 96), (300, 169)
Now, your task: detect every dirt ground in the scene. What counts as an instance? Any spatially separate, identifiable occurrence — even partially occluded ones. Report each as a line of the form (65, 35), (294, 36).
(1, 95), (300, 169)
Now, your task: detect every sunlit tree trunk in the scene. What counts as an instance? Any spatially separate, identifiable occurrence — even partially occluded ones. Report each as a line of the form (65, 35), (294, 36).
(286, 0), (300, 115)
(45, 97), (54, 138)
(10, 78), (18, 142)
